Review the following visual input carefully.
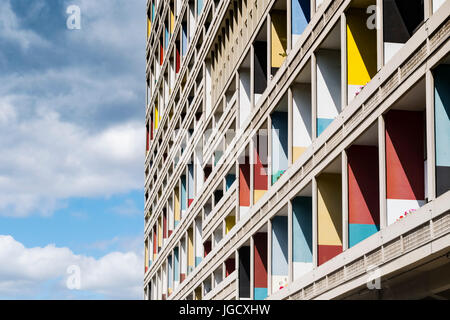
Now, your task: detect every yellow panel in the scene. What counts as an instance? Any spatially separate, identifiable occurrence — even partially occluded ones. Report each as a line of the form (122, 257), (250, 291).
(170, 10), (175, 34)
(254, 189), (266, 204)
(174, 188), (180, 222)
(225, 215), (236, 234)
(347, 9), (377, 86)
(271, 11), (287, 68)
(148, 18), (151, 39)
(154, 105), (159, 130)
(293, 147), (307, 163)
(188, 228), (194, 267)
(158, 217), (162, 247)
(317, 173), (342, 246)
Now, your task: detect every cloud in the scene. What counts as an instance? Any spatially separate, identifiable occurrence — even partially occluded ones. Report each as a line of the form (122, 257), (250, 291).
(0, 1), (50, 50)
(0, 0), (146, 217)
(0, 235), (143, 299)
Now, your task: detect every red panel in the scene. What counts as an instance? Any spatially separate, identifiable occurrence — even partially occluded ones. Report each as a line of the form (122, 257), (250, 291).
(153, 227), (157, 254)
(318, 245), (342, 266)
(176, 47), (181, 73)
(188, 199), (193, 207)
(385, 110), (425, 200)
(253, 233), (268, 288)
(146, 125), (150, 151)
(254, 135), (268, 191)
(347, 145), (380, 225)
(160, 43), (164, 65)
(225, 258), (235, 276)
(180, 273), (186, 282)
(163, 213), (167, 239)
(239, 157), (250, 207)
(204, 241), (211, 257)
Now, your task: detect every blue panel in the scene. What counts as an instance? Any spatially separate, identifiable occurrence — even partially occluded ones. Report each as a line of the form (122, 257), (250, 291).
(293, 197), (313, 263)
(165, 26), (169, 49)
(182, 22), (188, 56)
(181, 175), (187, 210)
(272, 216), (288, 276)
(271, 112), (288, 185)
(317, 118), (334, 136)
(226, 174), (236, 190)
(254, 287), (268, 300)
(174, 247), (179, 281)
(197, 0), (204, 16)
(292, 0), (310, 35)
(195, 256), (202, 267)
(435, 64), (450, 167)
(349, 224), (380, 247)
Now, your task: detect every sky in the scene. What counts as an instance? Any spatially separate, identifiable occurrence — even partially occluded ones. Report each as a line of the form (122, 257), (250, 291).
(0, 0), (146, 299)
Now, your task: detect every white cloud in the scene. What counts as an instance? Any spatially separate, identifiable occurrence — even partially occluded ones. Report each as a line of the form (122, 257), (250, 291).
(0, 1), (50, 50)
(0, 111), (144, 217)
(0, 235), (143, 299)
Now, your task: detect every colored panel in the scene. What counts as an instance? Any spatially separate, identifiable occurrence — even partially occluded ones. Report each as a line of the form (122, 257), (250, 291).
(317, 173), (342, 265)
(292, 84), (312, 162)
(238, 246), (251, 298)
(154, 104), (159, 130)
(197, 0), (204, 16)
(225, 215), (235, 234)
(347, 145), (380, 246)
(272, 216), (288, 292)
(434, 64), (450, 196)
(254, 133), (268, 203)
(188, 228), (194, 274)
(174, 187), (180, 226)
(181, 175), (187, 211)
(195, 219), (202, 267)
(317, 118), (334, 136)
(316, 50), (341, 137)
(163, 212), (167, 239)
(174, 247), (179, 282)
(254, 287), (268, 300)
(182, 22), (188, 56)
(347, 8), (377, 102)
(317, 245), (342, 266)
(158, 217), (162, 249)
(188, 164), (194, 207)
(349, 224), (380, 247)
(165, 25), (169, 49)
(176, 44), (181, 73)
(271, 112), (288, 184)
(225, 258), (235, 276)
(239, 158), (251, 207)
(292, 0), (310, 43)
(254, 41), (267, 94)
(147, 18), (151, 39)
(204, 241), (211, 257)
(226, 174), (236, 190)
(271, 11), (287, 69)
(292, 197), (313, 278)
(168, 255), (173, 292)
(170, 10), (175, 34)
(385, 110), (425, 224)
(254, 233), (268, 300)
(160, 42), (164, 65)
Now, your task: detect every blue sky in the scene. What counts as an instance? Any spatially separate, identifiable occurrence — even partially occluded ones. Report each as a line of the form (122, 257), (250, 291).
(0, 0), (146, 299)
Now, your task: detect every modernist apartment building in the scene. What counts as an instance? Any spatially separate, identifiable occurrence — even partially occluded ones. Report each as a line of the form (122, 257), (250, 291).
(144, 0), (450, 300)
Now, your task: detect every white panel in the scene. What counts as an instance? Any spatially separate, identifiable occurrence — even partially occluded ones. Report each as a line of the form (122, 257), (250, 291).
(316, 50), (341, 119)
(384, 42), (404, 65)
(386, 199), (426, 225)
(271, 275), (288, 295)
(293, 85), (312, 148)
(293, 262), (313, 280)
(239, 71), (251, 128)
(433, 0), (446, 13)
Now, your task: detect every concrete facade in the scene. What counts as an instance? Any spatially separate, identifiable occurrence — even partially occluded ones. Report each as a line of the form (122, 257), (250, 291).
(145, 0), (450, 300)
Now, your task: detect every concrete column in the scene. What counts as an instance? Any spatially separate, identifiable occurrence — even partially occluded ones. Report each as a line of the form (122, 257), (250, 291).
(378, 115), (387, 229)
(426, 70), (436, 201)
